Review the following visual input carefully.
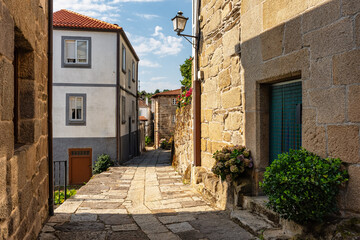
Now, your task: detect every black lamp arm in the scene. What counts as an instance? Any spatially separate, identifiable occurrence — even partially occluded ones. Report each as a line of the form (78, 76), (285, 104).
(177, 32), (198, 39)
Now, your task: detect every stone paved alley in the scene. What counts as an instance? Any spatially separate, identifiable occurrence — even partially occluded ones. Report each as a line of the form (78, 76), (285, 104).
(39, 149), (255, 240)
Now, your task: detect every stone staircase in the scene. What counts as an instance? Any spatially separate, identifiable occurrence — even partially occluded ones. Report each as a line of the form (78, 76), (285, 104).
(231, 196), (303, 240)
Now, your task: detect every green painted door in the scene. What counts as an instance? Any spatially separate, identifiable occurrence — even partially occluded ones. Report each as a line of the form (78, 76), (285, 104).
(269, 81), (302, 164)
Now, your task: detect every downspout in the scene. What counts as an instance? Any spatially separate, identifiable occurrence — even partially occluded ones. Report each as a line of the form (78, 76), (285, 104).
(116, 32), (120, 163)
(136, 64), (139, 156)
(193, 0), (201, 168)
(48, 0), (54, 216)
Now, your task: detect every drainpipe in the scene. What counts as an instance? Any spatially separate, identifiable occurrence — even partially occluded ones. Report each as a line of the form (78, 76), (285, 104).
(193, 0), (201, 168)
(116, 32), (120, 163)
(48, 0), (54, 216)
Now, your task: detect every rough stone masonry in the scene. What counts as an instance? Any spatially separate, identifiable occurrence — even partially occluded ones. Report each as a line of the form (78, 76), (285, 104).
(0, 0), (50, 239)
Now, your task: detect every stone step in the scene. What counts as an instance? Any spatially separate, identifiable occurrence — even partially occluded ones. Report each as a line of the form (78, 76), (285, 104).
(230, 209), (278, 236)
(241, 196), (280, 225)
(239, 196), (304, 238)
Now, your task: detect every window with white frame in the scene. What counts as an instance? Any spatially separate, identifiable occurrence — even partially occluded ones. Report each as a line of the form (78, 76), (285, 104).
(66, 94), (86, 125)
(132, 61), (135, 82)
(172, 98), (177, 105)
(122, 45), (126, 72)
(62, 36), (91, 68)
(122, 96), (126, 124)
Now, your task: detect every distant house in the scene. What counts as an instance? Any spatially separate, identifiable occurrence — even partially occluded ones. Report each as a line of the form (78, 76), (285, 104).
(151, 89), (181, 148)
(139, 98), (152, 137)
(52, 10), (139, 184)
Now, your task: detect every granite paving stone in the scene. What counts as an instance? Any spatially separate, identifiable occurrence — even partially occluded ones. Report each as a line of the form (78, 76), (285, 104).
(39, 149), (255, 240)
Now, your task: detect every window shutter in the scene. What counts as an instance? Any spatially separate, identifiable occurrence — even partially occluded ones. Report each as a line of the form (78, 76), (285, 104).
(65, 40), (76, 62)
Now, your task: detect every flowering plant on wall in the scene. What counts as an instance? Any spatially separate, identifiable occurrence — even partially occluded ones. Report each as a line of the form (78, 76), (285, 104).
(177, 88), (193, 108)
(212, 145), (253, 182)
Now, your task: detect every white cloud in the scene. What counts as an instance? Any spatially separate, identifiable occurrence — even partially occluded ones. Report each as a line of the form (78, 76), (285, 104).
(150, 76), (167, 81)
(139, 59), (161, 68)
(111, 0), (163, 3)
(135, 13), (160, 20)
(131, 26), (183, 57)
(54, 0), (117, 13)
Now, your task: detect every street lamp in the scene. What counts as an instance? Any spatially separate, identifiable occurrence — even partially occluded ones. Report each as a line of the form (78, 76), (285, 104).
(171, 11), (197, 46)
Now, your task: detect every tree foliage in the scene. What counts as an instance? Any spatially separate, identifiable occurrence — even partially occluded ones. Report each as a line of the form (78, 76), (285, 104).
(180, 57), (192, 89)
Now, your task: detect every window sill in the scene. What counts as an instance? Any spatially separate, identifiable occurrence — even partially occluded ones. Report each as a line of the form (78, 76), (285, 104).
(62, 63), (91, 69)
(67, 121), (86, 126)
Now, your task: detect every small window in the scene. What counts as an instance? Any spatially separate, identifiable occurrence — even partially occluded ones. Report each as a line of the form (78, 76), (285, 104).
(66, 94), (86, 125)
(122, 96), (126, 124)
(172, 98), (177, 105)
(62, 36), (91, 68)
(128, 69), (131, 88)
(122, 45), (126, 73)
(132, 61), (135, 82)
(172, 115), (176, 123)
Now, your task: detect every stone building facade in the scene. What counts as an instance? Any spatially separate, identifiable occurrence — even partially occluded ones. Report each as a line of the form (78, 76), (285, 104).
(175, 0), (360, 214)
(0, 0), (50, 239)
(173, 105), (193, 175)
(152, 89), (181, 148)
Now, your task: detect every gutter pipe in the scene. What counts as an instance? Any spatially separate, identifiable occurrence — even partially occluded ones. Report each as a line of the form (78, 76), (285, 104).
(193, 0), (201, 168)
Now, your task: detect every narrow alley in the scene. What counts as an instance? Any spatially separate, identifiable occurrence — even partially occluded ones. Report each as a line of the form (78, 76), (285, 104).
(38, 149), (255, 240)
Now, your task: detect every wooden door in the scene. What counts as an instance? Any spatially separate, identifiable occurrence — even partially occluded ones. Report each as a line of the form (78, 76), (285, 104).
(69, 148), (92, 185)
(269, 81), (302, 164)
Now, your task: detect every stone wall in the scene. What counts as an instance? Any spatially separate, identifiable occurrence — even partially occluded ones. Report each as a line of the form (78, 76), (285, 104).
(199, 0), (243, 171)
(240, 0), (360, 214)
(173, 105), (193, 176)
(0, 0), (49, 239)
(195, 0), (360, 214)
(153, 96), (177, 148)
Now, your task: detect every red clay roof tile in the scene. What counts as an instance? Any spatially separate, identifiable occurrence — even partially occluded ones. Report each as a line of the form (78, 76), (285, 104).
(139, 116), (148, 121)
(151, 89), (181, 98)
(53, 9), (122, 31)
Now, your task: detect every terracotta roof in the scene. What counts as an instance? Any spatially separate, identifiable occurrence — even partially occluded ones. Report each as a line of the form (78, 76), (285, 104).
(139, 99), (149, 108)
(152, 89), (181, 98)
(53, 9), (122, 30)
(139, 116), (148, 121)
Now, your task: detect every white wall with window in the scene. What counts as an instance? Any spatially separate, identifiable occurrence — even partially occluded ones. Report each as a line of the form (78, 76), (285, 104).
(120, 91), (137, 137)
(119, 35), (137, 96)
(53, 87), (116, 138)
(53, 30), (117, 85)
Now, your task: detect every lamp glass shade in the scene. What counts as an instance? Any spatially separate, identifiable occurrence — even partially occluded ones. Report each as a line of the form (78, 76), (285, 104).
(177, 17), (187, 33)
(172, 12), (188, 33)
(172, 17), (178, 32)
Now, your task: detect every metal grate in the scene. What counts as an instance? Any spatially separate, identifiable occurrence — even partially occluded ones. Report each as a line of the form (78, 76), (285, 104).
(70, 150), (90, 156)
(269, 81), (302, 163)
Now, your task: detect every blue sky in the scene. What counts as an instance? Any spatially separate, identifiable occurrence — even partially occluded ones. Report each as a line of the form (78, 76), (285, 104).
(54, 0), (193, 93)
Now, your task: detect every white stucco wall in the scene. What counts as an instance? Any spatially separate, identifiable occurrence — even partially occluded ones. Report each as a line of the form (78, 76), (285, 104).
(139, 107), (149, 119)
(119, 34), (137, 96)
(120, 90), (137, 137)
(53, 30), (117, 85)
(53, 86), (116, 138)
